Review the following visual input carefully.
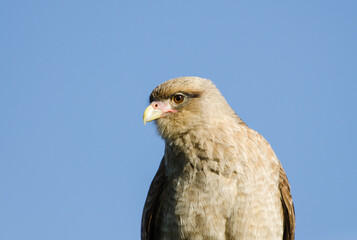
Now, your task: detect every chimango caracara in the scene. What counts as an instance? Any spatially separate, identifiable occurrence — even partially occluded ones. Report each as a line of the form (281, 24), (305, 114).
(142, 77), (295, 240)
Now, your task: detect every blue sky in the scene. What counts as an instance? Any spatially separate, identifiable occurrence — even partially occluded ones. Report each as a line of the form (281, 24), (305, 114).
(1, 1), (356, 239)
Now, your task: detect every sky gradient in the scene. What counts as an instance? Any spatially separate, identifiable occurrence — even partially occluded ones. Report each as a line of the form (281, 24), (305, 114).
(1, 1), (357, 239)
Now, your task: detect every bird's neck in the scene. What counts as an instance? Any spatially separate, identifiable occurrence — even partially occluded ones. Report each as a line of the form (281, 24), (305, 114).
(163, 121), (242, 177)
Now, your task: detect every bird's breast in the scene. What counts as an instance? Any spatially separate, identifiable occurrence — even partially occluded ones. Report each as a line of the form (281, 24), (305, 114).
(159, 162), (239, 239)
(158, 128), (284, 239)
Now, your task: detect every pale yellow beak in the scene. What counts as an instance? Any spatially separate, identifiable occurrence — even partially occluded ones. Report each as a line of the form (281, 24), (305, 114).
(143, 105), (163, 125)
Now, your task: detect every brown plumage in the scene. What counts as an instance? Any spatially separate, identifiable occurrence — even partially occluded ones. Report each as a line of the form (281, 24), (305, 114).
(142, 77), (295, 240)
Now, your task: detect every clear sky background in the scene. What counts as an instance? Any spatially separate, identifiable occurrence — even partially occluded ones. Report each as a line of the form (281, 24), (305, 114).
(1, 1), (356, 240)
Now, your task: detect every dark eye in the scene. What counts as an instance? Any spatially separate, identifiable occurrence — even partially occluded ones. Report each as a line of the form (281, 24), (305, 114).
(172, 94), (185, 104)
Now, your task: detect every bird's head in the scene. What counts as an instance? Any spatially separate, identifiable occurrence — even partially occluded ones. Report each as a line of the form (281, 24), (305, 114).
(143, 77), (237, 141)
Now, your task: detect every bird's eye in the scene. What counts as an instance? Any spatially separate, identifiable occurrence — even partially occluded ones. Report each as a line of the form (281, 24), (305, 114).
(172, 94), (185, 104)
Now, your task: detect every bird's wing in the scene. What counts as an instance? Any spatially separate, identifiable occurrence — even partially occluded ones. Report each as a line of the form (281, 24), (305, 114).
(279, 165), (296, 240)
(141, 157), (167, 240)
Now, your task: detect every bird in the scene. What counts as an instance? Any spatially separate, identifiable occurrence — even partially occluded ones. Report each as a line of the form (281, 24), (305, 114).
(141, 76), (295, 240)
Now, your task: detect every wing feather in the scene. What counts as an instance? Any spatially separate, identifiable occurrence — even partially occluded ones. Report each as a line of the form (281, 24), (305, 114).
(141, 158), (167, 240)
(279, 165), (296, 240)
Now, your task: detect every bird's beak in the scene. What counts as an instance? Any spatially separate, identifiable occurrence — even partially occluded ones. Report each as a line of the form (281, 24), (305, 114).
(143, 104), (163, 125)
(143, 101), (177, 125)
